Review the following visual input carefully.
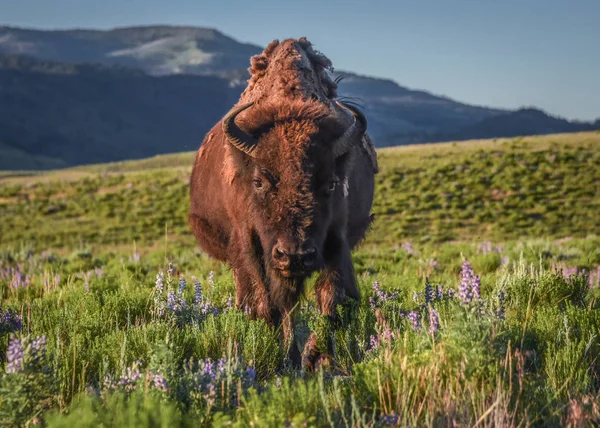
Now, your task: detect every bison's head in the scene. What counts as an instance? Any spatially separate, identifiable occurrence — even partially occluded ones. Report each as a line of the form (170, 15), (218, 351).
(222, 99), (366, 281)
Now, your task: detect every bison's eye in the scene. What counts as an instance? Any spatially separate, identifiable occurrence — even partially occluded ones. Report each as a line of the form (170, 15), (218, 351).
(324, 180), (337, 196)
(252, 178), (263, 189)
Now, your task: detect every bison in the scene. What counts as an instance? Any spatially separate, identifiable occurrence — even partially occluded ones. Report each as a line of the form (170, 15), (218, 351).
(189, 38), (378, 369)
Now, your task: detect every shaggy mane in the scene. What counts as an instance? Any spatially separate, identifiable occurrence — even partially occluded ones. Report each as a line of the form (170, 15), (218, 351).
(241, 38), (338, 104)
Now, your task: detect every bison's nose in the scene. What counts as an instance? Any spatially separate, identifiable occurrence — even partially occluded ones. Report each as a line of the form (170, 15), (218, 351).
(272, 244), (318, 271)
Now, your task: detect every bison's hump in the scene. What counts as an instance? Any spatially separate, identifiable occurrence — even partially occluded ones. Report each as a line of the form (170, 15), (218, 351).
(241, 38), (338, 105)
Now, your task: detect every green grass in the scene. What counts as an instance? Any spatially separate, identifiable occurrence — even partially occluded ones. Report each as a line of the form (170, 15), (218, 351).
(1, 132), (599, 426)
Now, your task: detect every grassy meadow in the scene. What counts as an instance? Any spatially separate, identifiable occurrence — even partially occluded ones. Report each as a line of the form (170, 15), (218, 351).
(0, 132), (599, 426)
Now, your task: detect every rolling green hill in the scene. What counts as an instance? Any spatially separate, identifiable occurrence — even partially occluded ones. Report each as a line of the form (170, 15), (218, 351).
(1, 131), (598, 250)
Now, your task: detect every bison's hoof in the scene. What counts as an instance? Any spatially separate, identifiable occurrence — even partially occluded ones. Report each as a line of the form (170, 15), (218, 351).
(302, 337), (334, 372)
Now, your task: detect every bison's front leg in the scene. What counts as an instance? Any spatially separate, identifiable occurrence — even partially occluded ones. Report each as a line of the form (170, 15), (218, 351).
(229, 230), (272, 321)
(303, 237), (359, 371)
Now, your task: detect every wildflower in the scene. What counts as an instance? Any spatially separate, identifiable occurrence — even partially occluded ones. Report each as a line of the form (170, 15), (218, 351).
(192, 277), (203, 305)
(151, 373), (169, 391)
(0, 307), (22, 334)
(371, 281), (400, 308)
(155, 272), (165, 295)
(30, 335), (47, 365)
(6, 337), (24, 374)
(226, 296), (233, 309)
(178, 276), (186, 295)
(459, 260), (482, 304)
(208, 271), (215, 288)
(424, 278), (434, 305)
(408, 311), (421, 331)
(245, 366), (256, 383)
(401, 242), (418, 255)
(472, 273), (481, 300)
(166, 291), (177, 312)
(380, 413), (399, 425)
(436, 285), (444, 300)
(217, 358), (226, 374)
(118, 364), (142, 391)
(369, 334), (379, 350)
(428, 309), (439, 335)
(459, 261), (474, 304)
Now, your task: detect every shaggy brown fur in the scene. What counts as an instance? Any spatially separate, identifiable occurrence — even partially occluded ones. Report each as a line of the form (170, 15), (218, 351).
(189, 38), (378, 369)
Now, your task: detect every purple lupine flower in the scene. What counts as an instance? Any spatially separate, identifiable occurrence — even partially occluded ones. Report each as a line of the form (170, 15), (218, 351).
(118, 364), (142, 391)
(501, 256), (509, 266)
(226, 296), (233, 309)
(401, 242), (418, 255)
(132, 252), (141, 263)
(369, 296), (377, 310)
(192, 277), (203, 305)
(471, 273), (481, 300)
(459, 261), (474, 304)
(369, 334), (379, 350)
(371, 281), (399, 308)
(217, 358), (226, 374)
(408, 311), (421, 331)
(428, 309), (440, 335)
(178, 276), (186, 296)
(166, 291), (177, 312)
(245, 366), (256, 382)
(30, 335), (47, 365)
(424, 278), (434, 305)
(447, 289), (456, 298)
(380, 414), (399, 425)
(6, 337), (24, 374)
(103, 374), (115, 390)
(151, 373), (169, 391)
(0, 308), (22, 334)
(202, 359), (216, 378)
(496, 291), (506, 320)
(155, 272), (164, 295)
(208, 271), (215, 288)
(436, 285), (444, 300)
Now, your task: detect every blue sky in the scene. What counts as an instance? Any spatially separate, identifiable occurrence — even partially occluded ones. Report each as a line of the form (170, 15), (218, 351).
(1, 0), (599, 120)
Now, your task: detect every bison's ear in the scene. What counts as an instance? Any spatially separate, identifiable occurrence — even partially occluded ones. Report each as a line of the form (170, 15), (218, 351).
(222, 102), (259, 157)
(331, 101), (367, 158)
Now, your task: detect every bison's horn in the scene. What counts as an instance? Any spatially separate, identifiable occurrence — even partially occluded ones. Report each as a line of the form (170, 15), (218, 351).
(222, 102), (258, 156)
(331, 101), (367, 158)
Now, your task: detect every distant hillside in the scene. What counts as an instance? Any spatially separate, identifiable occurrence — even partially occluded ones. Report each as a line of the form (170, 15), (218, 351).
(0, 55), (238, 168)
(383, 108), (600, 146)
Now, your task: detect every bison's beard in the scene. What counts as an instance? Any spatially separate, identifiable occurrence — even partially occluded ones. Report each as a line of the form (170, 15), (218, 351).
(267, 268), (308, 310)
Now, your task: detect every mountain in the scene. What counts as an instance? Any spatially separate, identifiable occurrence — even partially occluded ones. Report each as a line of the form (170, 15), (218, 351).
(0, 55), (239, 169)
(0, 25), (598, 170)
(382, 107), (599, 146)
(0, 25), (262, 76)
